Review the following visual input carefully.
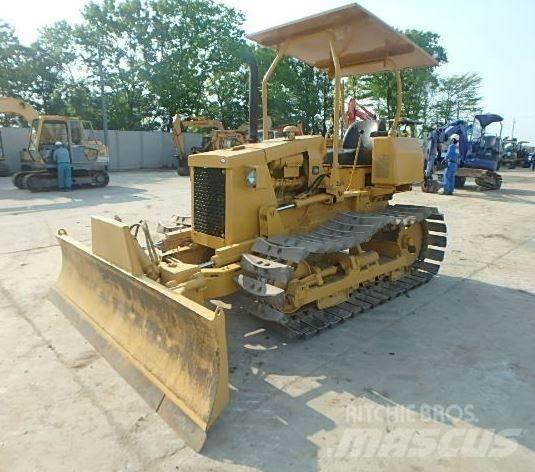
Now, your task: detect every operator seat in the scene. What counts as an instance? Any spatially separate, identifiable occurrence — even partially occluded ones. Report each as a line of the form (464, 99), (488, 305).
(483, 135), (497, 149)
(326, 120), (384, 166)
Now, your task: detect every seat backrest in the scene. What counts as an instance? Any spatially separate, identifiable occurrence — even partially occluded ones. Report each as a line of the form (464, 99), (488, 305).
(341, 120), (379, 165)
(483, 135), (497, 149)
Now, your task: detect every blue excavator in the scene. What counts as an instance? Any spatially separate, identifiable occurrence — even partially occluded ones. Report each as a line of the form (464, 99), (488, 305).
(423, 114), (504, 192)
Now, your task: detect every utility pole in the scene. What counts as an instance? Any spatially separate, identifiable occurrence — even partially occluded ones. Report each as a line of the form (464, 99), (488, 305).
(511, 118), (516, 139)
(97, 40), (109, 147)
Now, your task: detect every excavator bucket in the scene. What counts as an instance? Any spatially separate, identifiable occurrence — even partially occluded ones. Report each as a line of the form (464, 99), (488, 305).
(49, 220), (229, 452)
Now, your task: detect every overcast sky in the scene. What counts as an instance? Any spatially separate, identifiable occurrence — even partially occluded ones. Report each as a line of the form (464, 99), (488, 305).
(3, 0), (534, 141)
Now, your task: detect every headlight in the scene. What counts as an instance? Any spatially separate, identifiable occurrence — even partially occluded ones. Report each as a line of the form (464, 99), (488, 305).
(245, 168), (257, 188)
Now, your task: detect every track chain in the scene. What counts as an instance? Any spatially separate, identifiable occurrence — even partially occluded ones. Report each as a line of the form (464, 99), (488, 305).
(241, 205), (447, 339)
(475, 172), (502, 190)
(251, 206), (435, 263)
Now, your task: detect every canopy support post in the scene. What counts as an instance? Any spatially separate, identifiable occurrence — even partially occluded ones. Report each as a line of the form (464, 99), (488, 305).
(329, 38), (342, 194)
(389, 70), (402, 137)
(262, 46), (286, 140)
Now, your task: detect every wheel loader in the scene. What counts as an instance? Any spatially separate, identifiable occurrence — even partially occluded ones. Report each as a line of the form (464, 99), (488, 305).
(0, 97), (110, 191)
(49, 4), (447, 452)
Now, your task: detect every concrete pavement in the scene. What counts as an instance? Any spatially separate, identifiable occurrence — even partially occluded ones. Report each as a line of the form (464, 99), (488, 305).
(0, 170), (534, 471)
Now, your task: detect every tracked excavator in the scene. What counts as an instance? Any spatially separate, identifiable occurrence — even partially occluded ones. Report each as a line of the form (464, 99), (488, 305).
(49, 4), (447, 451)
(502, 138), (531, 169)
(172, 116), (246, 176)
(0, 97), (110, 191)
(423, 114), (504, 192)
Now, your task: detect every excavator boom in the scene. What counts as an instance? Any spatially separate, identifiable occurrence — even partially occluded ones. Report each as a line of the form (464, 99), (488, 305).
(0, 96), (39, 123)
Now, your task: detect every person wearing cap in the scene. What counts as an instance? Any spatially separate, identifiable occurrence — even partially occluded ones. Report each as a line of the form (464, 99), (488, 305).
(442, 133), (460, 195)
(53, 141), (72, 191)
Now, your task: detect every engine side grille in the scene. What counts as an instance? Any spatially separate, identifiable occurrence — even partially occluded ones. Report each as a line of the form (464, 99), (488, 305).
(193, 167), (226, 238)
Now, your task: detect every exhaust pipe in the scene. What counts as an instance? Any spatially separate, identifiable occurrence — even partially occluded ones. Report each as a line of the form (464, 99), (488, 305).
(243, 49), (259, 143)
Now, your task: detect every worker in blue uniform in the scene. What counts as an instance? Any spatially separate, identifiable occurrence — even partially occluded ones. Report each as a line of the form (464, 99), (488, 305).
(442, 133), (460, 195)
(53, 141), (72, 191)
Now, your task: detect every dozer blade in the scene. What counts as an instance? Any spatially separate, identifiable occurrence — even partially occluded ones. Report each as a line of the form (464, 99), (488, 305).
(49, 233), (229, 452)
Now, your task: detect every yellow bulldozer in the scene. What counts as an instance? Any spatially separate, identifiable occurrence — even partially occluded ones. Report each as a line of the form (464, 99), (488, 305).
(0, 96), (110, 191)
(49, 4), (447, 451)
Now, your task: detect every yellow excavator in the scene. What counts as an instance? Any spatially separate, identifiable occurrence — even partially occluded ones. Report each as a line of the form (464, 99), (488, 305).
(0, 96), (110, 191)
(50, 4), (446, 451)
(172, 115), (246, 176)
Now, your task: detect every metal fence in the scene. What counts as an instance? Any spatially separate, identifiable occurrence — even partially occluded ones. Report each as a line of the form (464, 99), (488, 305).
(0, 127), (29, 172)
(0, 127), (203, 172)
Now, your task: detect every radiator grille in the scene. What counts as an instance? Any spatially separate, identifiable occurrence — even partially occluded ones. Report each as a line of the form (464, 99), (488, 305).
(193, 167), (226, 238)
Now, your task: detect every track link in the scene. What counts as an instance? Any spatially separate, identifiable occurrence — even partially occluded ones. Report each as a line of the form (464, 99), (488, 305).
(239, 205), (447, 339)
(21, 170), (110, 192)
(475, 172), (502, 190)
(0, 161), (12, 177)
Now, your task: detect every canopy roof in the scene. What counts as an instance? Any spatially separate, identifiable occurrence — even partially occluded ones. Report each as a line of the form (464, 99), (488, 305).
(247, 3), (438, 76)
(475, 114), (503, 128)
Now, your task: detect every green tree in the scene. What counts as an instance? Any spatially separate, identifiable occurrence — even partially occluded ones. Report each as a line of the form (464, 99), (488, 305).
(0, 22), (34, 123)
(77, 0), (247, 130)
(23, 21), (80, 114)
(346, 30), (448, 126)
(431, 72), (482, 124)
(147, 0), (248, 128)
(0, 20), (101, 122)
(203, 65), (249, 129)
(2, 2), (462, 137)
(75, 1), (162, 130)
(254, 47), (332, 134)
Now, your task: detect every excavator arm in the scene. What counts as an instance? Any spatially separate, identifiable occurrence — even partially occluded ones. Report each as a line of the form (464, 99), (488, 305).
(0, 97), (39, 124)
(171, 116), (225, 157)
(171, 115), (187, 157)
